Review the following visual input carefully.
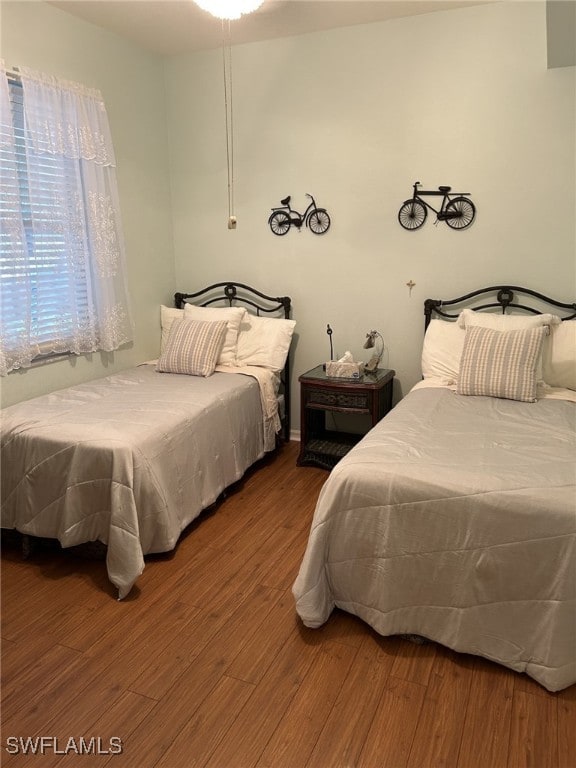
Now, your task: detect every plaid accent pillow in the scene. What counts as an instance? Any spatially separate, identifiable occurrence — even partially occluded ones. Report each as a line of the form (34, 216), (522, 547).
(457, 325), (547, 402)
(156, 319), (227, 377)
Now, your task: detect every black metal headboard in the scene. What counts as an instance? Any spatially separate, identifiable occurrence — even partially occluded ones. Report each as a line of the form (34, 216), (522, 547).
(424, 285), (576, 330)
(175, 282), (293, 442)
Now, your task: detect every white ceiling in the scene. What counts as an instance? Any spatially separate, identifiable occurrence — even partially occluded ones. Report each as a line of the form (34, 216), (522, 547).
(47, 0), (491, 56)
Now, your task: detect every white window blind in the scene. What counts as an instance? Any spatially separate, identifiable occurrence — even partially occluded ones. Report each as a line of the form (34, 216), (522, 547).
(0, 64), (133, 376)
(1, 78), (91, 353)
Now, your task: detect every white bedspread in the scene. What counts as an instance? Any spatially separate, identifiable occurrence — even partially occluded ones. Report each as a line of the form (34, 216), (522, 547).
(293, 386), (576, 691)
(215, 363), (281, 451)
(1, 365), (275, 598)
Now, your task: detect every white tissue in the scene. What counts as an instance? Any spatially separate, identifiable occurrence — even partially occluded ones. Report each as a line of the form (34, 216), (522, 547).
(326, 351), (362, 378)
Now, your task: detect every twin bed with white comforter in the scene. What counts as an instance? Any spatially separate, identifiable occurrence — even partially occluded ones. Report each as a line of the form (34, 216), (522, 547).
(1, 282), (295, 598)
(293, 286), (576, 692)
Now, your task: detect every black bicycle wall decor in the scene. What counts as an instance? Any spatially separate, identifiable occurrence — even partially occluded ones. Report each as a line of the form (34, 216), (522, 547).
(398, 182), (476, 230)
(268, 194), (331, 236)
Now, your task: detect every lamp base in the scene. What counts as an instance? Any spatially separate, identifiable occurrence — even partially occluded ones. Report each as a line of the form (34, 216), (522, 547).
(364, 354), (380, 373)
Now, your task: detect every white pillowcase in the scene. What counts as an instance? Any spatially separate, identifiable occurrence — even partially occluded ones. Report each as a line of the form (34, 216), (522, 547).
(421, 319), (465, 385)
(542, 320), (576, 390)
(236, 315), (296, 372)
(183, 304), (247, 366)
(457, 308), (561, 331)
(160, 305), (185, 353)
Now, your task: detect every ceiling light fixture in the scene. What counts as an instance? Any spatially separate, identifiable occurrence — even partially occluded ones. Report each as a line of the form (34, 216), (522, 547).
(194, 0), (264, 20)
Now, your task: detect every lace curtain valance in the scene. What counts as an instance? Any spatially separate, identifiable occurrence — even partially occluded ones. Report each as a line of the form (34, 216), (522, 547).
(17, 66), (116, 165)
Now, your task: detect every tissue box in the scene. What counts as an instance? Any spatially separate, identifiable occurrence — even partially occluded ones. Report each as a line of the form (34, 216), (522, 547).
(325, 361), (362, 379)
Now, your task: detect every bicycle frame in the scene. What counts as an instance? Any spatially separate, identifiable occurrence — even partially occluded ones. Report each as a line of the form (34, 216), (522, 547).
(272, 195), (317, 226)
(398, 182), (476, 231)
(410, 183), (470, 220)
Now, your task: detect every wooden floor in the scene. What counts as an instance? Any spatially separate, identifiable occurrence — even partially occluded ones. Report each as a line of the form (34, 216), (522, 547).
(1, 440), (575, 768)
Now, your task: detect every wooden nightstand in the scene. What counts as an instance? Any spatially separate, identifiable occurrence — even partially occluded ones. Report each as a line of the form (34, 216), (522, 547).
(297, 365), (395, 469)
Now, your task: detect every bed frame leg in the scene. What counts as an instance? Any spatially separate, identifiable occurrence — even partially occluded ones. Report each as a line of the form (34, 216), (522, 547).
(21, 534), (33, 559)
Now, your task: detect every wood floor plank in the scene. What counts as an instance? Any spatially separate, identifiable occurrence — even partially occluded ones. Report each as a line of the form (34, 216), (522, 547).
(256, 639), (358, 768)
(4, 670), (136, 768)
(140, 542), (221, 610)
(139, 581), (284, 687)
(307, 632), (403, 768)
(1, 649), (100, 740)
(1, 643), (82, 716)
(127, 630), (198, 701)
(51, 690), (158, 768)
(225, 590), (300, 685)
(153, 675), (255, 768)
(112, 584), (283, 768)
(84, 599), (200, 691)
(507, 690), (558, 768)
(260, 524), (310, 591)
(557, 685), (576, 768)
(0, 632), (55, 689)
(457, 657), (514, 768)
(1, 558), (111, 642)
(176, 509), (295, 612)
(230, 520), (305, 593)
(407, 649), (475, 768)
(358, 675), (426, 768)
(202, 630), (323, 768)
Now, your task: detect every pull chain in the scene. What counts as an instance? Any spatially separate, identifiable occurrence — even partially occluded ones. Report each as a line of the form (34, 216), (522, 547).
(222, 20), (236, 229)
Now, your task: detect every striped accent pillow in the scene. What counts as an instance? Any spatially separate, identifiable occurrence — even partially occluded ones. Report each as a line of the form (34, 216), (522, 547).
(457, 325), (547, 402)
(156, 319), (227, 377)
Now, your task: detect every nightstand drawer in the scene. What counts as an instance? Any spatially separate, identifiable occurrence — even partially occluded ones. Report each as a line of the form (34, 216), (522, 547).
(305, 388), (369, 412)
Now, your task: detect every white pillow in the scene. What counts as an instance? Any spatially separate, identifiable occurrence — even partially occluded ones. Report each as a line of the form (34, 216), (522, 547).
(183, 304), (247, 366)
(542, 320), (576, 390)
(160, 305), (185, 353)
(457, 308), (561, 331)
(421, 320), (465, 384)
(236, 315), (296, 372)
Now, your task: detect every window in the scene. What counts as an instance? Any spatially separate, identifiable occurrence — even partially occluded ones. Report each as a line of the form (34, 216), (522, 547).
(0, 64), (133, 376)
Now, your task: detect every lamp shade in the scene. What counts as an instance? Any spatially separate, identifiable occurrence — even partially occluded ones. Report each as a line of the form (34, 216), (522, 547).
(194, 0), (264, 19)
(363, 331), (378, 349)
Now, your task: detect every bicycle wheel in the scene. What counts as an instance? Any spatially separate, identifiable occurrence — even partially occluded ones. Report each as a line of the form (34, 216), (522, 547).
(445, 197), (476, 229)
(269, 210), (291, 236)
(398, 200), (427, 230)
(307, 208), (331, 235)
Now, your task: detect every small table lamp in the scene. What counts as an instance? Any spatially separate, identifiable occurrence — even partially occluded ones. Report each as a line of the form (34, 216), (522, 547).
(363, 330), (384, 372)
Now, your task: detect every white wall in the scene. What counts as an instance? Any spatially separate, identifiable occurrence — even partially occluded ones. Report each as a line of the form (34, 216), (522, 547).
(165, 1), (575, 426)
(1, 1), (574, 427)
(0, 1), (175, 407)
